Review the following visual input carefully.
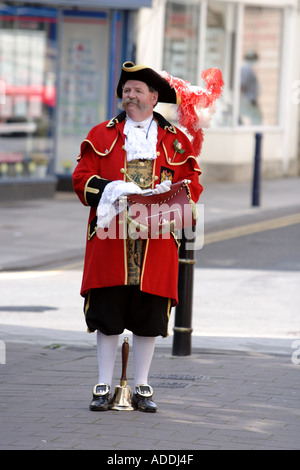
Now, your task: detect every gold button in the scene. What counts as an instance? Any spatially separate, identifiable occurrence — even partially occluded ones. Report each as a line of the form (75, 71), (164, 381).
(120, 168), (125, 173)
(157, 151), (160, 156)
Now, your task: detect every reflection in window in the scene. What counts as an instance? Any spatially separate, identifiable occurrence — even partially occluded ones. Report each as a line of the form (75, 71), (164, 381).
(240, 7), (282, 126)
(204, 1), (237, 127)
(163, 0), (200, 84)
(240, 50), (261, 125)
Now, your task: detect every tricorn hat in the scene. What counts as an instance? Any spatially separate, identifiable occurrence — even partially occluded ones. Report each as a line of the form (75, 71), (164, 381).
(116, 61), (178, 104)
(117, 61), (224, 157)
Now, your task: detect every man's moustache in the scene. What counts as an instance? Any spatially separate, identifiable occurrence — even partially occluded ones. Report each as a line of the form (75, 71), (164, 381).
(121, 98), (148, 111)
(122, 97), (139, 105)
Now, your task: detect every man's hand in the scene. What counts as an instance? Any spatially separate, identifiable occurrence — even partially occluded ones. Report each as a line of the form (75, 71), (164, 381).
(111, 181), (142, 202)
(151, 180), (172, 195)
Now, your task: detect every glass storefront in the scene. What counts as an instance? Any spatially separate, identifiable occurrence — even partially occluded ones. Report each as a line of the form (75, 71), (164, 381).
(163, 1), (284, 129)
(0, 5), (57, 180)
(0, 4), (131, 187)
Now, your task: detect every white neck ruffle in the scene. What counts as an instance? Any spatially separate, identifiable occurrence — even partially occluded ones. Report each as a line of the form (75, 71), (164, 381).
(124, 115), (158, 162)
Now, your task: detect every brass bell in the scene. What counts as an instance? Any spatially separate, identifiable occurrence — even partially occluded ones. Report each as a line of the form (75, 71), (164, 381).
(110, 337), (135, 411)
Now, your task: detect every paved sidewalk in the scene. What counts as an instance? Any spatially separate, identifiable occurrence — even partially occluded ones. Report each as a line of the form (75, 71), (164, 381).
(0, 177), (300, 451)
(1, 340), (299, 451)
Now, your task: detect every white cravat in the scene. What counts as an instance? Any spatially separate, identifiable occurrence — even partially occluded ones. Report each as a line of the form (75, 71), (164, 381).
(124, 115), (158, 162)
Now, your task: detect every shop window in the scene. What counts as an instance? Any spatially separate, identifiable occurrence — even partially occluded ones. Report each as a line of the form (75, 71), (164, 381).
(163, 1), (284, 130)
(0, 6), (57, 180)
(204, 1), (237, 127)
(163, 0), (200, 85)
(239, 6), (283, 127)
(163, 0), (238, 127)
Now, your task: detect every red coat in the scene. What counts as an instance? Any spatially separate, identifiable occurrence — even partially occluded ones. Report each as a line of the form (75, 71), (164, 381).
(73, 111), (203, 306)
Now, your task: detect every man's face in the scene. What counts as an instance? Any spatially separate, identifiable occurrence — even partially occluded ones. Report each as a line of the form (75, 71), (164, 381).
(122, 80), (158, 120)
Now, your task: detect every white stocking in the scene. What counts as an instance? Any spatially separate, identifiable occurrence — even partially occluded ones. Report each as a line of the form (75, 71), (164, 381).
(96, 330), (119, 388)
(132, 334), (156, 389)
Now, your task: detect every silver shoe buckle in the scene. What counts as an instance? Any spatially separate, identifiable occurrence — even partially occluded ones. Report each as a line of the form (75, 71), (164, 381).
(93, 383), (110, 396)
(135, 384), (153, 398)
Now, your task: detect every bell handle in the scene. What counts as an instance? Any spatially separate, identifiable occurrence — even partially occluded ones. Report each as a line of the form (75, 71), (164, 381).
(121, 337), (129, 383)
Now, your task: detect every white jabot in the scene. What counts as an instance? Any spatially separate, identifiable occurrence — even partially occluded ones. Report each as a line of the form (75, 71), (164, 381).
(124, 115), (158, 162)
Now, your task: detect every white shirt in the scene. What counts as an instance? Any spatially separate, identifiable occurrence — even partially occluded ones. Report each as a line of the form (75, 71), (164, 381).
(123, 115), (158, 162)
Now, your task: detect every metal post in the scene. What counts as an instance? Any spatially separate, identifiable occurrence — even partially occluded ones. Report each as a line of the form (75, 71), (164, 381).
(172, 232), (195, 356)
(252, 133), (262, 207)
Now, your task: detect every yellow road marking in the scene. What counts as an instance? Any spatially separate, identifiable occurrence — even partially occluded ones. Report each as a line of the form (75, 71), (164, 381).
(204, 213), (300, 245)
(0, 270), (62, 280)
(0, 261), (83, 280)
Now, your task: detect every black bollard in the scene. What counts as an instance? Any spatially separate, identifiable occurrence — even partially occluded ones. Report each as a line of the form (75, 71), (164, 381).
(172, 231), (195, 356)
(252, 133), (262, 206)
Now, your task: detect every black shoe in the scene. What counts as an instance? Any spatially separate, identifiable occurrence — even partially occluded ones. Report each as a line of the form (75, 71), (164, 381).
(132, 384), (157, 412)
(89, 383), (110, 411)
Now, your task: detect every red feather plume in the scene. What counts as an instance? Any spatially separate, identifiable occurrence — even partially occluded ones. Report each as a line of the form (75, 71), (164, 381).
(160, 68), (224, 156)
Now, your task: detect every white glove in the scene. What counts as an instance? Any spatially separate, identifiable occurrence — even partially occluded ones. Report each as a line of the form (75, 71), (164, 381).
(97, 180), (142, 228)
(111, 181), (142, 202)
(151, 180), (172, 195)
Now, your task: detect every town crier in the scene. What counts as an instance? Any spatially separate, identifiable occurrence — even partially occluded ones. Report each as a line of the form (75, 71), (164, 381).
(73, 61), (223, 412)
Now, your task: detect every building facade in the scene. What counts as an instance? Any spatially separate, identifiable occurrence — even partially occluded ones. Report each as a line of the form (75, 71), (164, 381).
(1, 0), (299, 201)
(0, 0), (148, 199)
(136, 0), (300, 182)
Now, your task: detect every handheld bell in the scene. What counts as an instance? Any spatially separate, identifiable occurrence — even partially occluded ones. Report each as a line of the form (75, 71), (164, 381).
(110, 337), (135, 411)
